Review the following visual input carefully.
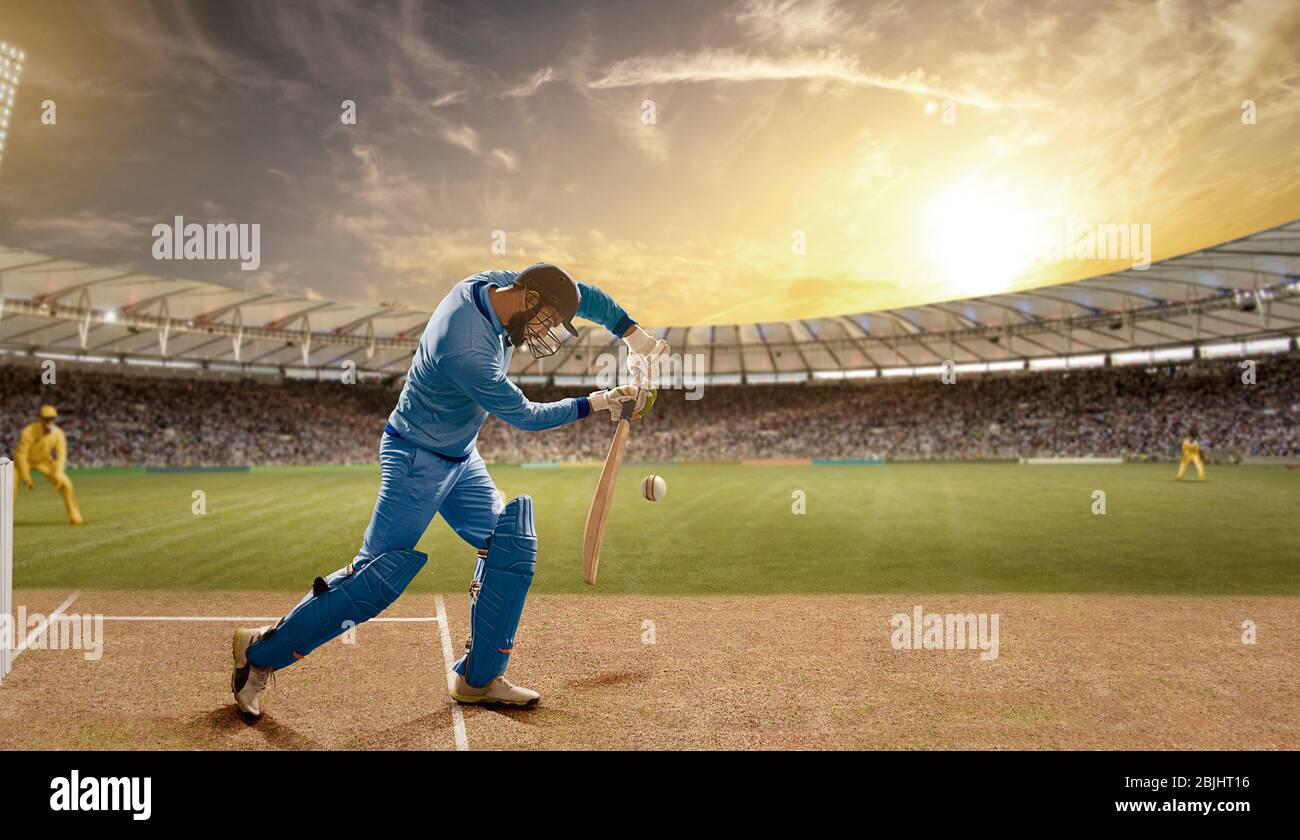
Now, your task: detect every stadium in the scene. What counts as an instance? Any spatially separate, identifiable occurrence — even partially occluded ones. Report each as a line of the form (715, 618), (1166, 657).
(0, 0), (1298, 772)
(3, 220), (1299, 467)
(2, 221), (1297, 750)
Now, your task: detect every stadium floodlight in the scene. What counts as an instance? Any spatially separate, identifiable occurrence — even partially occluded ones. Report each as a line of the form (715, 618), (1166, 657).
(1202, 338), (1295, 357)
(1111, 348), (1195, 366)
(1244, 337), (1292, 355)
(60, 354), (118, 365)
(1200, 341), (1245, 359)
(0, 40), (22, 172)
(37, 351), (93, 363)
(1110, 350), (1153, 367)
(1151, 346), (1196, 363)
(1032, 354), (1104, 371)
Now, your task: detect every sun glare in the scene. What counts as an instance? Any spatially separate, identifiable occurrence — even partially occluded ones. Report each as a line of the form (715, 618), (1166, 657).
(922, 180), (1041, 299)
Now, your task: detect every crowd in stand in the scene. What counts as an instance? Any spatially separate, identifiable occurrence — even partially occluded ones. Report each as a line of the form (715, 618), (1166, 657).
(0, 366), (393, 467)
(480, 355), (1300, 462)
(2, 355), (1297, 467)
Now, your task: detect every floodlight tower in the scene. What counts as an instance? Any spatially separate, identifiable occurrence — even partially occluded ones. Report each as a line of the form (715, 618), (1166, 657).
(0, 41), (25, 172)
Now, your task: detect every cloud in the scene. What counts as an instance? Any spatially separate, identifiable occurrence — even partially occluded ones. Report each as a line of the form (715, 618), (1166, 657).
(11, 211), (156, 253)
(436, 126), (518, 171)
(432, 90), (469, 107)
(489, 149), (519, 171)
(441, 124), (481, 155)
(5, 0), (1298, 326)
(589, 48), (1040, 110)
(500, 66), (556, 98)
(733, 0), (854, 45)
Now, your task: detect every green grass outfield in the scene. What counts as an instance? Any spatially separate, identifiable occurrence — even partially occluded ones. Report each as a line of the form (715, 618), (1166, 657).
(11, 463), (1300, 595)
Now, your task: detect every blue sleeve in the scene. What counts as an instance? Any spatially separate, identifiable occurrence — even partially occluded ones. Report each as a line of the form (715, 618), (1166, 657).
(491, 269), (634, 337)
(475, 269), (520, 287)
(442, 349), (583, 431)
(576, 281), (636, 338)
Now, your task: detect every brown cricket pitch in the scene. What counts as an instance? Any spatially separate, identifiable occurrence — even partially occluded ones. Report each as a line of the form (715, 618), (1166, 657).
(0, 589), (1296, 750)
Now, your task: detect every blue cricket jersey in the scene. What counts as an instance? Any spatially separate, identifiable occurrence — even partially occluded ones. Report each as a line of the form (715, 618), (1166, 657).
(386, 270), (637, 459)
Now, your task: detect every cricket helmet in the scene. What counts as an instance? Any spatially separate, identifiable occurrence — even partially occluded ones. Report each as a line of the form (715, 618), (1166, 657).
(39, 404), (58, 419)
(510, 262), (581, 358)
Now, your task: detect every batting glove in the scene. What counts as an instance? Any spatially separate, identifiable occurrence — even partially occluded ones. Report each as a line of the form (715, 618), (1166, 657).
(588, 385), (657, 420)
(623, 326), (670, 385)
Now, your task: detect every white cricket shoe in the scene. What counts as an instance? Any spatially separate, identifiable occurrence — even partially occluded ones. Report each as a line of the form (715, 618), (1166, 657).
(450, 672), (540, 707)
(231, 626), (275, 717)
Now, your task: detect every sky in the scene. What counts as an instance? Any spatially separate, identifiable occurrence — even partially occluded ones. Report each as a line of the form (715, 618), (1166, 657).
(1, 0), (1298, 326)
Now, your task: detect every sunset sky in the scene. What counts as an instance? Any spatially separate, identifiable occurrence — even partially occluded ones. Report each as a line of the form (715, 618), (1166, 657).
(1, 0), (1298, 325)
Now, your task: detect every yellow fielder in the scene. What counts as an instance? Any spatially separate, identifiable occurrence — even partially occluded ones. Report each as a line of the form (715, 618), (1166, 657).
(14, 405), (83, 525)
(1176, 429), (1206, 481)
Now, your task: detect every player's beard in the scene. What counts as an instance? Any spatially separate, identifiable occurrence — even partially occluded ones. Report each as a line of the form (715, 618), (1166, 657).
(506, 304), (563, 358)
(505, 310), (531, 350)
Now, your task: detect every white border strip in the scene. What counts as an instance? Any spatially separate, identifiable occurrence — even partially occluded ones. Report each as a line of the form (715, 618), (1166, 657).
(13, 590), (81, 659)
(435, 594), (469, 752)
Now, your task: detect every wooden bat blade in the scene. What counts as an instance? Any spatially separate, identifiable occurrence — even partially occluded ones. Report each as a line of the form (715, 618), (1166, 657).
(582, 412), (633, 585)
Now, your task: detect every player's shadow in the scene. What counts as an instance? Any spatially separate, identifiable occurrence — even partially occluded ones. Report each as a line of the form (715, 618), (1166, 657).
(564, 667), (652, 691)
(340, 711), (451, 750)
(462, 668), (655, 727)
(196, 706), (324, 750)
(470, 703), (571, 727)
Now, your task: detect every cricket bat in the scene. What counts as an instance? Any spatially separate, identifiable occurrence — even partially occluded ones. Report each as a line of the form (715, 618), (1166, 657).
(582, 399), (636, 585)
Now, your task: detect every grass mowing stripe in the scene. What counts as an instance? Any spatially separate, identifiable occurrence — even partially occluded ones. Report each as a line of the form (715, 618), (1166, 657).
(10, 464), (1300, 595)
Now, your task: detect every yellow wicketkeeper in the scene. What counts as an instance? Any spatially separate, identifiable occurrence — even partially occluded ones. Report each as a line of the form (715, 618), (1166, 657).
(13, 405), (83, 525)
(1176, 429), (1206, 481)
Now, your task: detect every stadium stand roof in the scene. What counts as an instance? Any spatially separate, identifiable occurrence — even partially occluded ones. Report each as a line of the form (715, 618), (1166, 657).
(2, 219), (1298, 381)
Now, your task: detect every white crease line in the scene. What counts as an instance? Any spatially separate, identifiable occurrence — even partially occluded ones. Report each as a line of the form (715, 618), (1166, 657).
(95, 615), (440, 623)
(435, 594), (469, 752)
(13, 590), (80, 659)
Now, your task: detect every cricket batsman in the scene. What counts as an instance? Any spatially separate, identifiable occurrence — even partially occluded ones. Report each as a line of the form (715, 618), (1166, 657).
(1176, 428), (1206, 481)
(231, 264), (667, 716)
(13, 404), (83, 526)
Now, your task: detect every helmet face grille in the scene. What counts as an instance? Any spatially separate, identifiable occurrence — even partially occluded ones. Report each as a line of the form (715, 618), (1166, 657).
(523, 306), (564, 358)
(513, 264), (578, 358)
